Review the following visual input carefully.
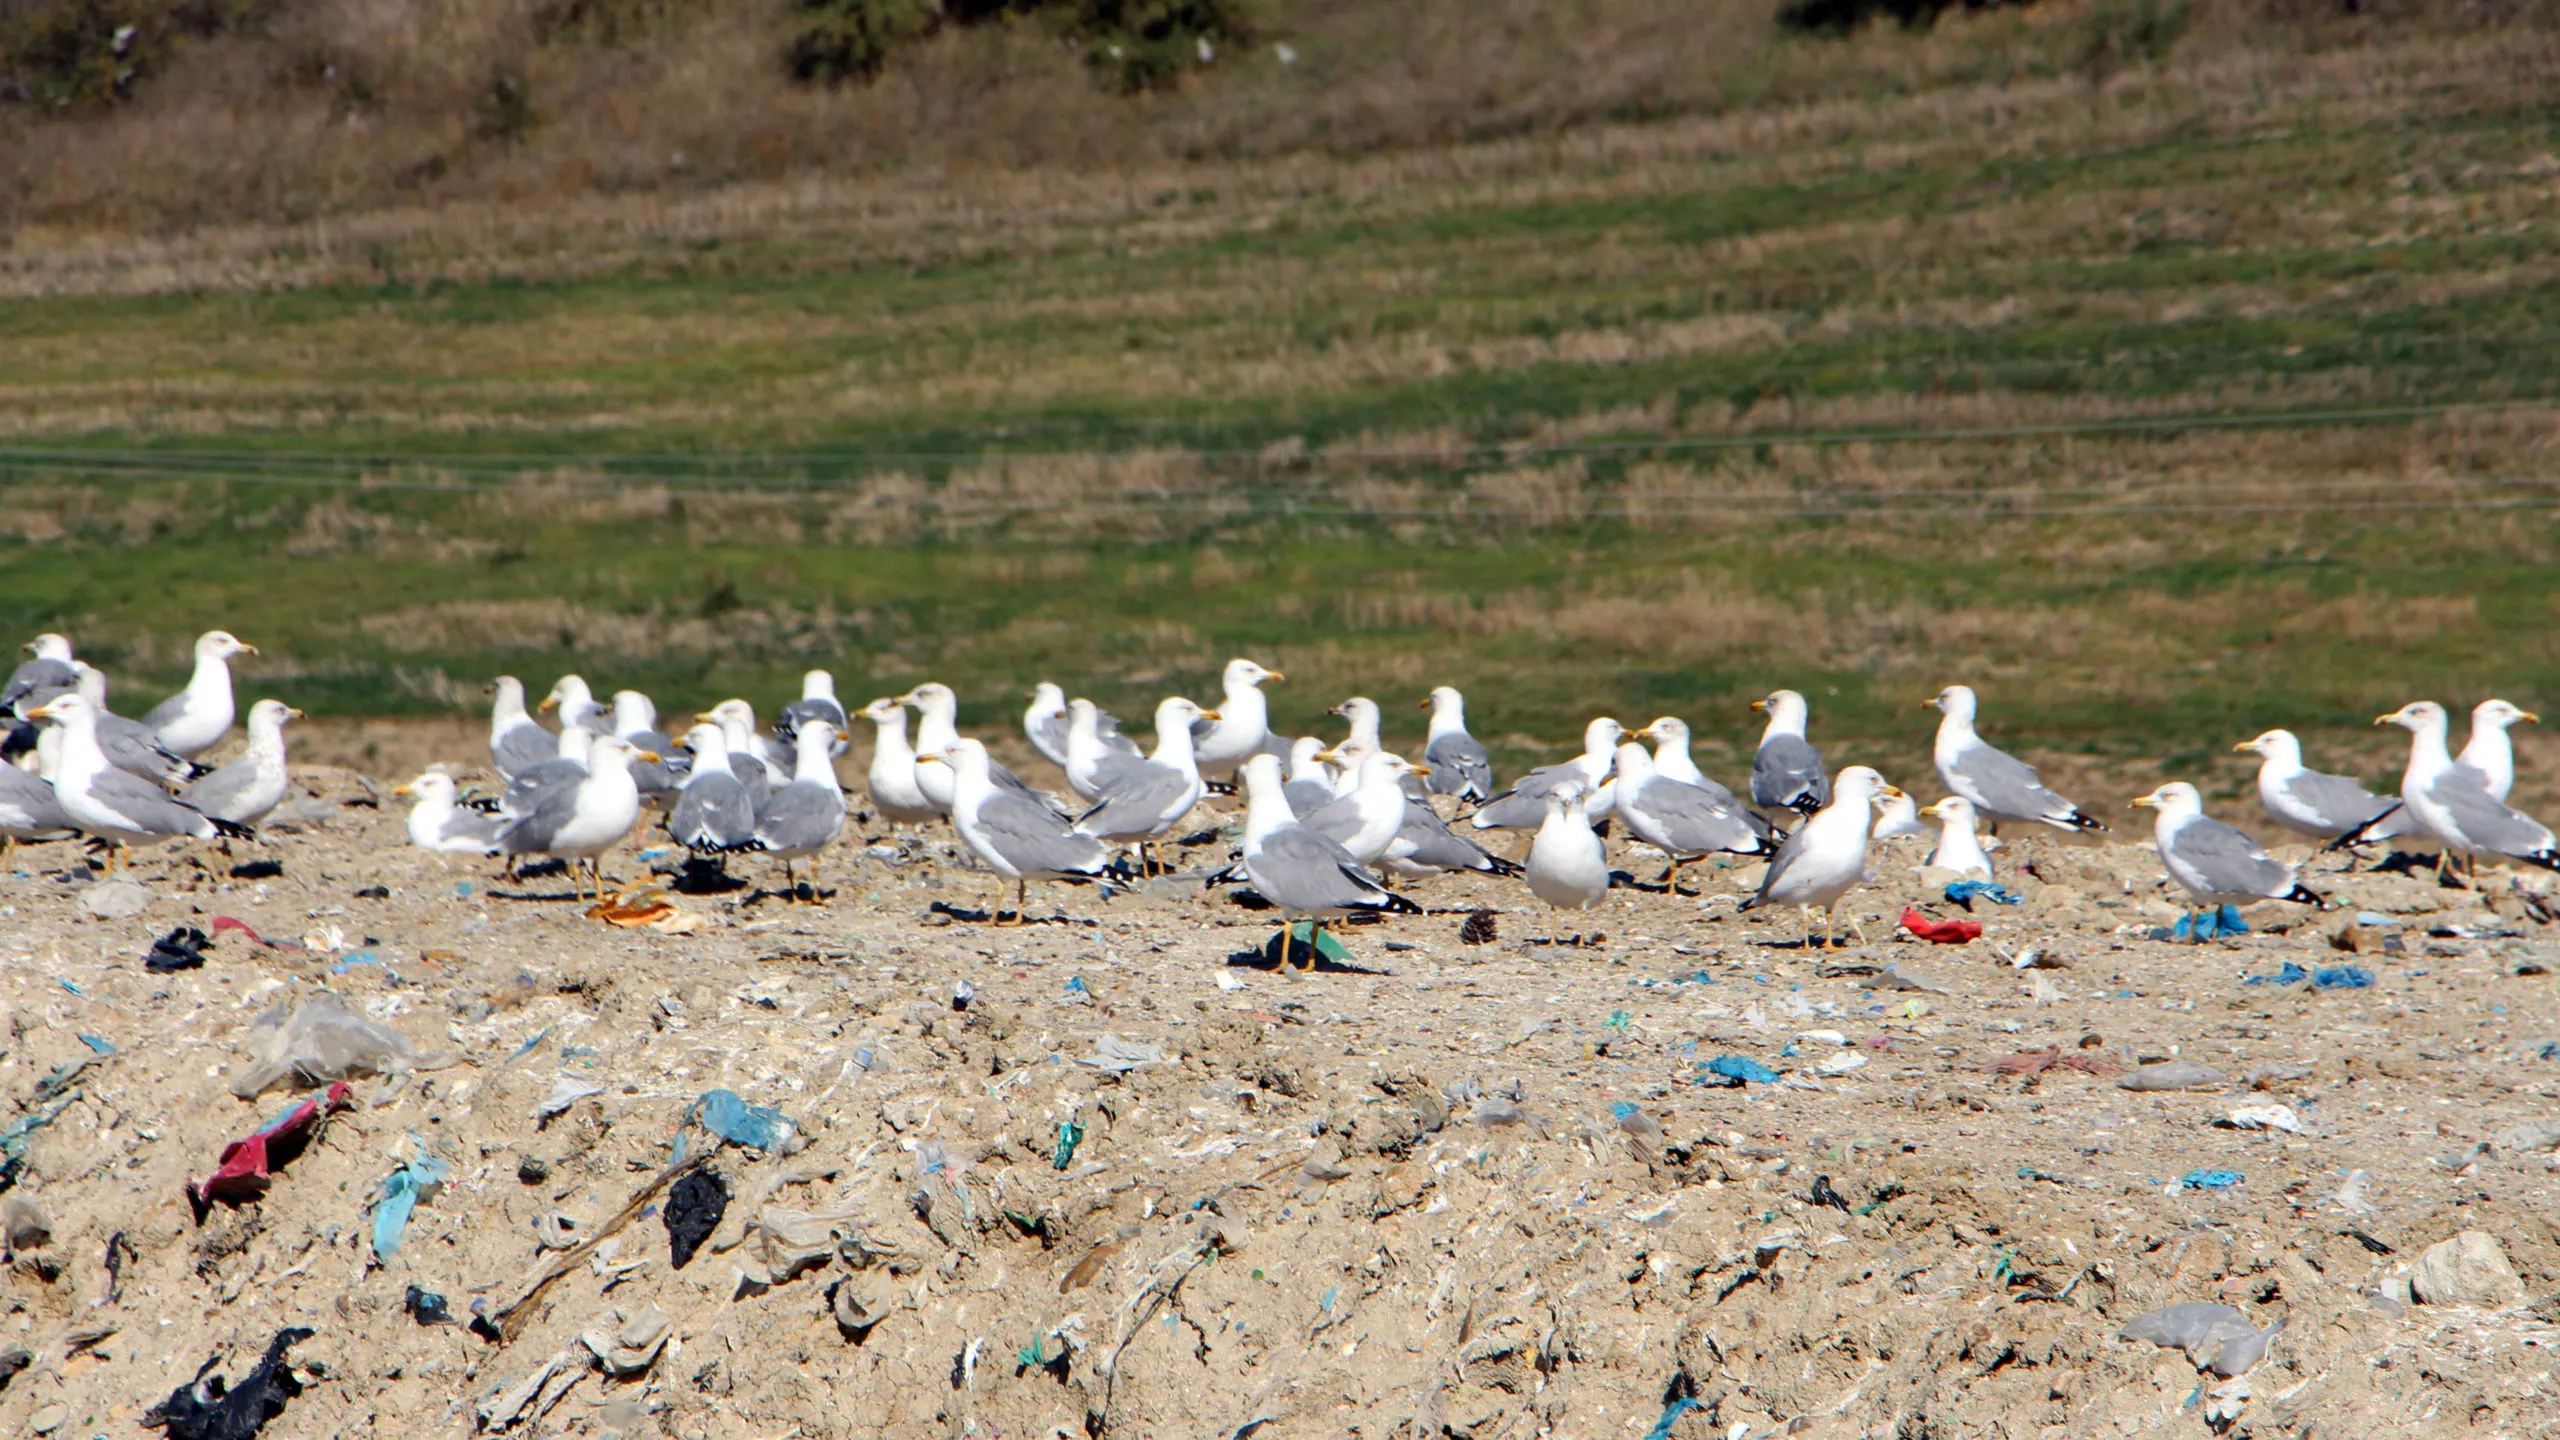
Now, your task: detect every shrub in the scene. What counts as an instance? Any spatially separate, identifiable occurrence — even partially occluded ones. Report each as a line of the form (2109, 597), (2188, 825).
(0, 0), (145, 108)
(784, 0), (939, 82)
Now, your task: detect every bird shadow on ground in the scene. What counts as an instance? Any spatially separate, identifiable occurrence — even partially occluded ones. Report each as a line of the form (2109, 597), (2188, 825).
(227, 859), (284, 880)
(1223, 944), (1390, 976)
(668, 861), (747, 895)
(923, 901), (1097, 927)
(740, 882), (834, 908)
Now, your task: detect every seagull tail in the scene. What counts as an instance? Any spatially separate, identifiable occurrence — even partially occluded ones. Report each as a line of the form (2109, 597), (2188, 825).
(208, 817), (257, 841)
(1475, 852), (1525, 877)
(2321, 801), (2402, 854)
(2059, 809), (2107, 834)
(1364, 889), (1423, 917)
(2519, 847), (2560, 874)
(2283, 883), (2331, 909)
(1786, 795), (1823, 818)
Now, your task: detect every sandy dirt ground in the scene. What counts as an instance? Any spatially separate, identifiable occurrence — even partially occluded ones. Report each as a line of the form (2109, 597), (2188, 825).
(0, 755), (2556, 1440)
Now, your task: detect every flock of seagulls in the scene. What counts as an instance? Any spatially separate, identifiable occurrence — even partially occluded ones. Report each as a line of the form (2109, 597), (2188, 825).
(3, 631), (2553, 958)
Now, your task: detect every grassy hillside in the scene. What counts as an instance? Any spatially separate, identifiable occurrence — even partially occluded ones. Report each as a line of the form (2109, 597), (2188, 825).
(3, 2), (2558, 805)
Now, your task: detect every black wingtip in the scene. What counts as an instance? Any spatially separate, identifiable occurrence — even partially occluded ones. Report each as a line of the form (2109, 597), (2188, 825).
(2286, 884), (2330, 909)
(1375, 890), (1423, 916)
(1786, 796), (1823, 818)
(209, 818), (257, 841)
(2068, 812), (2107, 834)
(1480, 855), (1526, 877)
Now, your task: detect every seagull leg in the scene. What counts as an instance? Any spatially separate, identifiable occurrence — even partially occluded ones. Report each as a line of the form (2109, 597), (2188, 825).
(1016, 879), (1029, 925)
(1274, 920), (1293, 970)
(1843, 908), (1868, 946)
(1308, 920), (1326, 972)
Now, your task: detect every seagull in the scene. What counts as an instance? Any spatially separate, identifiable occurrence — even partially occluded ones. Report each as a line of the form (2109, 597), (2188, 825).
(750, 719), (846, 898)
(1379, 795), (1522, 879)
(2458, 698), (2538, 801)
(775, 670), (850, 757)
(1925, 685), (2103, 834)
(538, 674), (605, 731)
(495, 734), (659, 902)
(2232, 729), (2404, 844)
(1300, 749), (1430, 864)
(858, 697), (940, 828)
(486, 677), (555, 781)
(1468, 717), (1624, 831)
(1633, 716), (1709, 787)
(900, 683), (1056, 815)
(1419, 686), (1496, 801)
(1610, 741), (1774, 895)
(1921, 796), (1993, 880)
(24, 695), (251, 866)
(2131, 782), (2326, 936)
(1524, 784), (1611, 940)
(1738, 766), (1901, 948)
(1282, 736), (1340, 818)
(500, 725), (595, 816)
(699, 700), (776, 804)
(669, 723), (760, 864)
(142, 630), (256, 759)
(1231, 752), (1417, 970)
(1064, 698), (1150, 800)
(0, 758), (76, 863)
(183, 699), (301, 827)
(1192, 659), (1283, 785)
(2374, 702), (2560, 875)
(1034, 688), (1141, 775)
(394, 772), (503, 855)
(923, 738), (1129, 924)
(1749, 690), (1829, 817)
(1, 634), (76, 715)
(611, 689), (689, 806)
(1870, 790), (1929, 843)
(1326, 698), (1391, 797)
(1073, 696), (1216, 871)
(64, 663), (195, 789)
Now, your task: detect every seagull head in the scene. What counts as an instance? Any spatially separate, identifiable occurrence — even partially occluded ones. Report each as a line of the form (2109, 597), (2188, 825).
(2130, 782), (2202, 817)
(1922, 685), (1977, 720)
(539, 674), (589, 713)
(859, 697), (903, 725)
(1583, 716), (1624, 752)
(25, 634), (72, 661)
(1924, 796), (1975, 824)
(1636, 716), (1689, 746)
(23, 694), (89, 725)
(1831, 766), (1896, 806)
(2475, 698), (2540, 730)
(1028, 681), (1067, 712)
(2231, 729), (2298, 760)
(1225, 658), (1282, 690)
(393, 772), (456, 802)
(199, 630), (257, 660)
(1422, 685), (1463, 714)
(2375, 701), (2445, 732)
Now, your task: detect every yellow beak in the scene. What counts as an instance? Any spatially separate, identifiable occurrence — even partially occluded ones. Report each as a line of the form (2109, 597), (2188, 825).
(392, 783), (415, 798)
(1199, 709), (1222, 723)
(24, 702), (58, 721)
(286, 707), (306, 720)
(2373, 713), (2397, 726)
(637, 751), (663, 763)
(2130, 795), (2158, 808)
(1880, 785), (1907, 801)
(2230, 740), (2256, 753)
(1264, 670), (1285, 683)
(1414, 698), (1431, 711)
(239, 643), (259, 656)
(917, 753), (948, 768)
(537, 696), (558, 712)
(2522, 710), (2543, 725)
(1749, 699), (1768, 713)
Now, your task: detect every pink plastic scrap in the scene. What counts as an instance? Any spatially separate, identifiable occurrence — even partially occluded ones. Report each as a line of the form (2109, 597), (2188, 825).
(210, 916), (303, 950)
(187, 1082), (353, 1219)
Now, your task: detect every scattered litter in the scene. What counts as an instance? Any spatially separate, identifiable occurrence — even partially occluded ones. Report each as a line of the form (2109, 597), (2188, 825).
(2166, 906), (2252, 942)
(371, 1140), (449, 1261)
(187, 1083), (354, 1217)
(229, 994), (449, 1099)
(1898, 907), (1982, 944)
(665, 1169), (728, 1269)
(1943, 881), (2023, 908)
(2313, 965), (2373, 990)
(537, 1076), (605, 1119)
(1818, 1051), (1867, 1075)
(142, 1327), (312, 1440)
(2334, 1169), (2379, 1214)
(1696, 1055), (1781, 1087)
(1053, 1120), (1085, 1171)
(1081, 1034), (1174, 1072)
(689, 1089), (800, 1154)
(581, 1306), (673, 1378)
(2119, 1304), (2283, 1377)
(2219, 1105), (2301, 1134)
(405, 1286), (454, 1326)
(210, 916), (298, 949)
(2179, 1169), (2243, 1191)
(144, 926), (212, 973)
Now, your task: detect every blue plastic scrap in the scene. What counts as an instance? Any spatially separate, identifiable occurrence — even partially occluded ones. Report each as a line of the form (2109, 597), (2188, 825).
(1696, 1055), (1782, 1087)
(1644, 1396), (1704, 1440)
(77, 1034), (117, 1055)
(2313, 965), (2373, 990)
(1944, 881), (2024, 907)
(2243, 962), (2310, 987)
(691, 1089), (795, 1151)
(2180, 1169), (2243, 1191)
(371, 1141), (450, 1260)
(2171, 906), (2252, 942)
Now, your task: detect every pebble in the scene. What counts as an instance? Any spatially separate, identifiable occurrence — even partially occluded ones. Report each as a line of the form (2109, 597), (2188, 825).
(80, 879), (151, 919)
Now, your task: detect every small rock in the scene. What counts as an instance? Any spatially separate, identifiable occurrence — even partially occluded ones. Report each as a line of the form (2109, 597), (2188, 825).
(517, 1157), (551, 1185)
(2411, 1230), (2524, 1308)
(0, 1197), (47, 1253)
(81, 879), (151, 920)
(28, 1400), (65, 1433)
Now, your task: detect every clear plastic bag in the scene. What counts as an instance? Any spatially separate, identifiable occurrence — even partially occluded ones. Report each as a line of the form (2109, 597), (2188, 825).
(230, 994), (453, 1098)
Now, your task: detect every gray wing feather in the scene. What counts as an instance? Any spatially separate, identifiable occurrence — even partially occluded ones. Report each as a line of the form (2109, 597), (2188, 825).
(0, 766), (73, 834)
(1027, 712), (1072, 764)
(2427, 771), (2558, 855)
(1249, 826), (1388, 912)
(1093, 710), (1144, 758)
(0, 659), (74, 713)
(1300, 793), (1366, 846)
(672, 773), (759, 850)
(1952, 742), (2079, 822)
(1074, 762), (1189, 838)
(1394, 799), (1507, 872)
(498, 782), (584, 854)
(2279, 771), (2397, 833)
(1283, 778), (1336, 818)
(99, 717), (190, 786)
(2168, 818), (2292, 897)
(1751, 736), (1828, 810)
(775, 698), (848, 742)
(989, 758), (1067, 816)
(1425, 732), (1494, 799)
(493, 723), (555, 779)
(183, 760), (265, 821)
(1633, 776), (1768, 855)
(754, 781), (845, 850)
(141, 691), (192, 732)
(83, 767), (213, 837)
(1469, 762), (1578, 829)
(978, 791), (1115, 876)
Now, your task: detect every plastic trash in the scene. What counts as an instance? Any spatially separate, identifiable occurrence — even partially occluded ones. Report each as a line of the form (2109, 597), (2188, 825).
(1809, 1175), (1850, 1212)
(187, 1083), (354, 1217)
(1943, 880), (2024, 908)
(370, 1141), (449, 1261)
(690, 1089), (800, 1153)
(1697, 1055), (1781, 1087)
(404, 1286), (453, 1326)
(229, 994), (447, 1099)
(2119, 1303), (2283, 1376)
(1081, 1034), (1173, 1072)
(2314, 965), (2373, 990)
(1052, 1120), (1085, 1171)
(2180, 1169), (2243, 1190)
(1260, 923), (1354, 967)
(145, 926), (212, 973)
(143, 1326), (312, 1440)
(1612, 1102), (1663, 1145)
(1898, 907), (1982, 944)
(581, 1306), (673, 1378)
(2243, 961), (2309, 987)
(1818, 1051), (1868, 1075)
(665, 1168), (727, 1270)
(537, 1076), (605, 1119)
(210, 915), (298, 949)
(2118, 1060), (2227, 1091)
(2222, 1105), (2302, 1133)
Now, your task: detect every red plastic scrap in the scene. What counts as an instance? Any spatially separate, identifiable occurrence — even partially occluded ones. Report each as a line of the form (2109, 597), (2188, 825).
(1897, 907), (1982, 945)
(210, 916), (301, 950)
(187, 1082), (353, 1219)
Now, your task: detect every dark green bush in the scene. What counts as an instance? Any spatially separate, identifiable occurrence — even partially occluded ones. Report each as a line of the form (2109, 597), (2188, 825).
(785, 0), (941, 82)
(780, 0), (1258, 91)
(0, 0), (145, 108)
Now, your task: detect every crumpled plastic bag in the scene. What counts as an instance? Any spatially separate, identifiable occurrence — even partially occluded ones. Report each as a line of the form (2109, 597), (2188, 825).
(1080, 1034), (1173, 1072)
(580, 1306), (671, 1378)
(1899, 907), (1983, 944)
(741, 1206), (866, 1288)
(230, 994), (454, 1099)
(2119, 1303), (2284, 1376)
